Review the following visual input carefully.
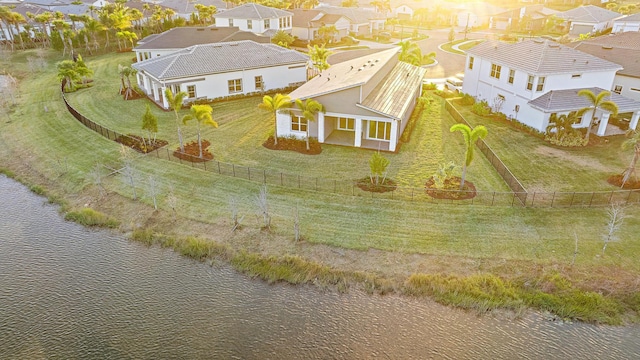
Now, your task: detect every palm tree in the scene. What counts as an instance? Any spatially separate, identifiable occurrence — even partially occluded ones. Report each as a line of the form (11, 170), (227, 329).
(57, 60), (81, 91)
(546, 111), (580, 141)
(182, 104), (217, 159)
(621, 130), (640, 187)
(258, 93), (291, 146)
(294, 98), (324, 150)
(165, 88), (188, 152)
(307, 44), (332, 71)
(578, 89), (619, 143)
(450, 123), (488, 190)
(398, 40), (422, 66)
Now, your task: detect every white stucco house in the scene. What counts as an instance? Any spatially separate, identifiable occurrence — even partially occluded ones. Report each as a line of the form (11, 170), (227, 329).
(315, 6), (386, 36)
(612, 13), (640, 34)
(277, 48), (426, 152)
(291, 9), (350, 42)
(462, 39), (640, 136)
(392, 3), (415, 19)
(132, 40), (308, 110)
(212, 3), (292, 36)
(571, 32), (640, 102)
(133, 26), (269, 61)
(554, 5), (621, 35)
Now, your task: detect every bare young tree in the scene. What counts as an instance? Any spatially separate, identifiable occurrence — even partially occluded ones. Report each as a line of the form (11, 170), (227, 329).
(491, 95), (505, 114)
(229, 196), (244, 232)
(147, 175), (160, 210)
(165, 186), (178, 221)
(119, 145), (137, 200)
(602, 202), (625, 255)
(255, 184), (271, 230)
(293, 205), (300, 242)
(87, 163), (106, 198)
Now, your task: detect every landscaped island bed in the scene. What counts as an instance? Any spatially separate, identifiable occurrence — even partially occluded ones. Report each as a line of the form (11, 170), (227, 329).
(1, 50), (639, 325)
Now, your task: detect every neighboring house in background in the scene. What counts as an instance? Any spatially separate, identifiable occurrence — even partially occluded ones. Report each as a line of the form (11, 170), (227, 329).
(212, 3), (292, 36)
(450, 2), (506, 29)
(315, 6), (386, 36)
(489, 5), (558, 31)
(132, 40), (308, 109)
(290, 9), (350, 42)
(612, 13), (640, 33)
(462, 39), (640, 136)
(159, 0), (228, 20)
(554, 5), (621, 35)
(133, 26), (269, 61)
(571, 32), (640, 101)
(392, 2), (415, 19)
(277, 48), (426, 152)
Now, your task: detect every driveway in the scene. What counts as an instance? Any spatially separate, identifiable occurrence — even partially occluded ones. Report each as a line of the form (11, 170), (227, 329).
(415, 29), (481, 79)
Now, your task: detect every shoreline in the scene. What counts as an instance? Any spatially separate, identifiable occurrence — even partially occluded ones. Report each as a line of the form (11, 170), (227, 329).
(1, 51), (639, 326)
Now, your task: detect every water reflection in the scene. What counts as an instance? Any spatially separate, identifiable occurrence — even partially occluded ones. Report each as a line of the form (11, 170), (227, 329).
(0, 175), (639, 359)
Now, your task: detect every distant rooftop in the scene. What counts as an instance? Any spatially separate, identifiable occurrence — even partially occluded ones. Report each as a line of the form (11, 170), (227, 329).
(571, 32), (640, 79)
(555, 5), (621, 23)
(213, 3), (292, 19)
(466, 39), (622, 75)
(134, 27), (269, 50)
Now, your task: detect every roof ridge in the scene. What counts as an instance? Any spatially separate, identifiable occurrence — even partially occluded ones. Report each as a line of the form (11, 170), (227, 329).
(158, 48), (190, 78)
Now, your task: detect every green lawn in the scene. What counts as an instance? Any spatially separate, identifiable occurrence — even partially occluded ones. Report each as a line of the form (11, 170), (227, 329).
(454, 102), (631, 192)
(63, 52), (508, 191)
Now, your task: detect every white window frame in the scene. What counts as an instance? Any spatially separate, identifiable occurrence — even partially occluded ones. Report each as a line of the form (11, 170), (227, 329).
(264, 19), (270, 29)
(291, 116), (307, 132)
(247, 20), (252, 30)
(367, 120), (391, 141)
(490, 63), (501, 79)
(536, 76), (545, 92)
(336, 117), (355, 131)
(255, 76), (263, 90)
(187, 85), (196, 98)
(229, 18), (234, 27)
(228, 79), (242, 94)
(613, 85), (622, 94)
(526, 75), (534, 91)
(468, 56), (474, 70)
(508, 69), (515, 84)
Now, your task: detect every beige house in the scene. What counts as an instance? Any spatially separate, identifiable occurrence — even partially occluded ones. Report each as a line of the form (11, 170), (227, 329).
(277, 48), (426, 152)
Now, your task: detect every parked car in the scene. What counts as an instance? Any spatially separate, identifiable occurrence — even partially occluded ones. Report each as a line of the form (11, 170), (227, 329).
(445, 76), (463, 93)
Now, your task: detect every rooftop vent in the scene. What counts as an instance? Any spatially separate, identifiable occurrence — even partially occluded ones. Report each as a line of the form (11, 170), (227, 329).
(602, 46), (613, 50)
(197, 28), (205, 31)
(533, 39), (544, 43)
(548, 43), (560, 48)
(375, 59), (379, 62)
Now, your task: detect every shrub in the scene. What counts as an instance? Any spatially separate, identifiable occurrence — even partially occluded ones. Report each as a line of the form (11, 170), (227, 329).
(422, 82), (437, 91)
(471, 100), (490, 116)
(459, 93), (475, 106)
(64, 208), (119, 228)
(545, 134), (588, 147)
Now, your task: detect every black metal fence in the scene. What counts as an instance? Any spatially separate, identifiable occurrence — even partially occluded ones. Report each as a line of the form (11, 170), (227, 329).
(61, 89), (640, 207)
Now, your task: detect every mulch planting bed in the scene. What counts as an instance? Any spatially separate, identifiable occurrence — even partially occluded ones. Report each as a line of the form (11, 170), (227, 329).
(607, 174), (640, 190)
(425, 176), (477, 200)
(262, 136), (322, 155)
(173, 140), (213, 162)
(116, 134), (168, 154)
(356, 178), (397, 193)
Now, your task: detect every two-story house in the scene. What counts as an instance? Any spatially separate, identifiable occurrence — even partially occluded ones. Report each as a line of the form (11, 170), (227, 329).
(277, 48), (426, 152)
(462, 39), (640, 136)
(212, 3), (292, 36)
(554, 5), (621, 35)
(132, 40), (308, 110)
(290, 9), (350, 42)
(314, 6), (386, 37)
(571, 32), (640, 102)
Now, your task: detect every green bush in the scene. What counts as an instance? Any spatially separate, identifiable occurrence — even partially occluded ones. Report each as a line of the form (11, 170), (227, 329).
(459, 93), (475, 106)
(64, 208), (119, 228)
(471, 100), (490, 116)
(422, 82), (437, 91)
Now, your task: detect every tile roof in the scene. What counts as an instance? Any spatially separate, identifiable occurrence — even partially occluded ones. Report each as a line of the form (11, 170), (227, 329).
(315, 6), (385, 23)
(291, 9), (323, 27)
(213, 3), (292, 19)
(159, 0), (227, 14)
(555, 5), (621, 24)
(359, 61), (426, 119)
(132, 40), (308, 80)
(614, 13), (640, 22)
(528, 87), (640, 113)
(571, 32), (640, 79)
(327, 48), (388, 65)
(134, 27), (269, 50)
(466, 39), (622, 75)
(288, 47), (399, 100)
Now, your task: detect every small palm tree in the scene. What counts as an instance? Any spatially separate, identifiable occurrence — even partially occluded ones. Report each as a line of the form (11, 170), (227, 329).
(294, 98), (324, 150)
(546, 111), (580, 141)
(56, 60), (81, 91)
(578, 89), (619, 143)
(307, 44), (332, 71)
(398, 40), (422, 66)
(182, 104), (217, 159)
(621, 130), (640, 187)
(165, 88), (188, 152)
(258, 93), (291, 146)
(450, 123), (488, 190)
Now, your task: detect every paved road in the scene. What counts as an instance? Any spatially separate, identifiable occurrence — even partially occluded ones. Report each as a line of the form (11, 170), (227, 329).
(415, 29), (484, 79)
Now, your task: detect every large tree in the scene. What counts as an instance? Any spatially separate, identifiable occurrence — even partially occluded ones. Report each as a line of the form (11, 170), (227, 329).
(450, 123), (488, 190)
(165, 88), (188, 152)
(621, 130), (640, 187)
(182, 104), (217, 159)
(578, 89), (619, 143)
(258, 93), (291, 146)
(294, 98), (324, 150)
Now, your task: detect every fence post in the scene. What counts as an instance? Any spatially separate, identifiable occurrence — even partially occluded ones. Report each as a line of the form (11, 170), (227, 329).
(263, 170), (266, 184)
(298, 175), (300, 189)
(248, 167), (250, 180)
(626, 190), (632, 205)
(569, 192), (575, 207)
(280, 172), (283, 186)
(608, 190), (614, 205)
(530, 192), (536, 207)
(550, 192), (555, 207)
(589, 192), (595, 207)
(491, 191), (495, 206)
(334, 180), (336, 193)
(232, 164), (235, 177)
(511, 192), (516, 207)
(315, 178), (318, 191)
(411, 187), (414, 201)
(203, 160), (207, 171)
(217, 161), (221, 174)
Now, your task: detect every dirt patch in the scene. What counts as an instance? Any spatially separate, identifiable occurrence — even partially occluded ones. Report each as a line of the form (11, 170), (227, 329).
(173, 140), (213, 162)
(356, 177), (397, 192)
(534, 146), (610, 172)
(116, 134), (168, 154)
(607, 174), (640, 189)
